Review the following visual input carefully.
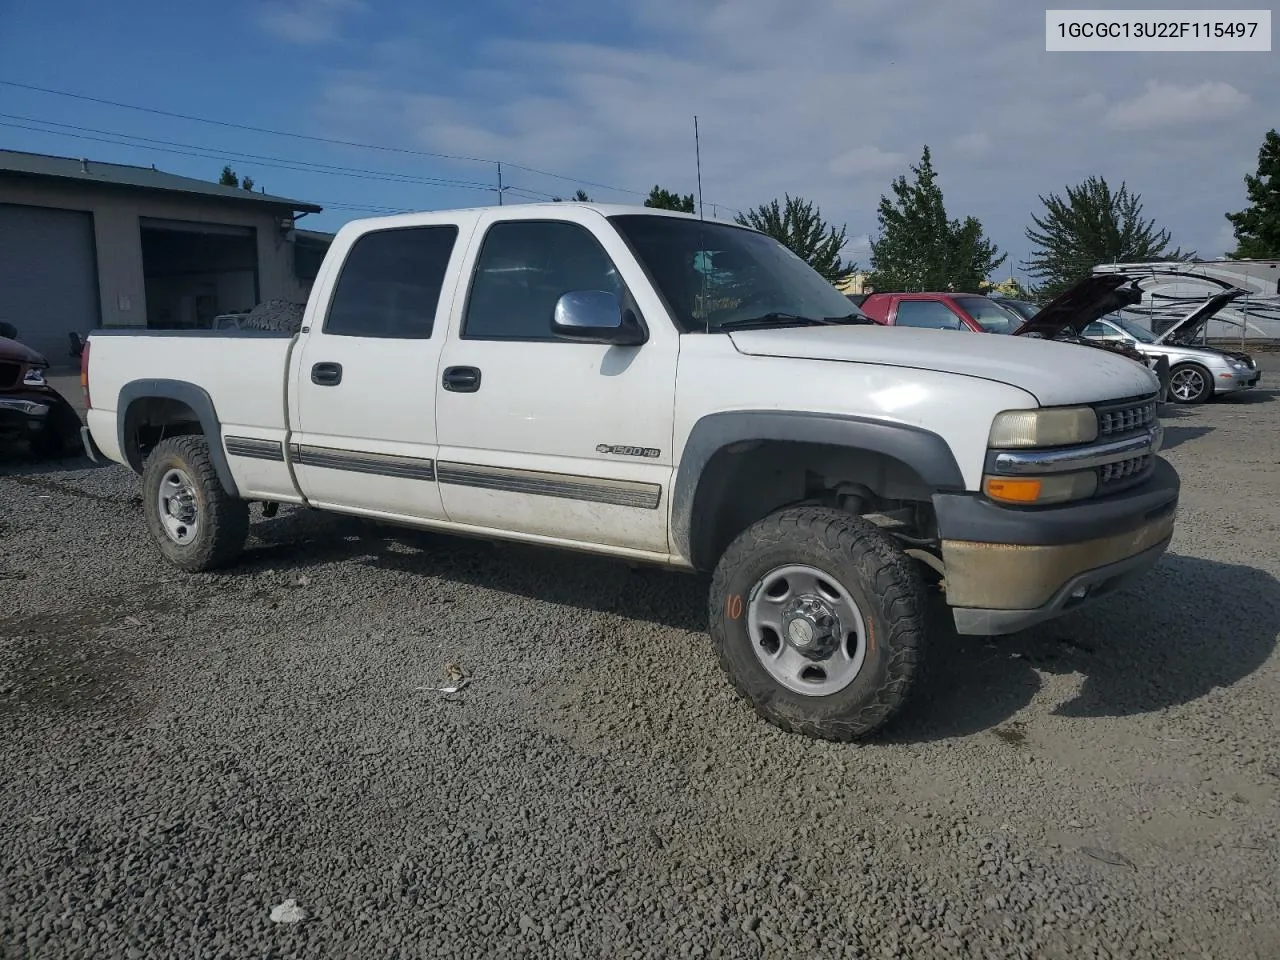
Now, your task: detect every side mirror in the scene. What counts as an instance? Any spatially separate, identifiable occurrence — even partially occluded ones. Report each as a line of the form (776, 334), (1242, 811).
(552, 290), (647, 346)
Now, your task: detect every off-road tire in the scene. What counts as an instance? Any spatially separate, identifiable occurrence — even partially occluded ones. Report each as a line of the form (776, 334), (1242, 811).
(709, 506), (927, 742)
(142, 435), (249, 572)
(1168, 362), (1213, 405)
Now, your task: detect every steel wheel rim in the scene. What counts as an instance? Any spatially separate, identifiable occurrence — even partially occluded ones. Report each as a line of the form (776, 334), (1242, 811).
(1170, 368), (1204, 401)
(745, 564), (868, 697)
(157, 468), (199, 545)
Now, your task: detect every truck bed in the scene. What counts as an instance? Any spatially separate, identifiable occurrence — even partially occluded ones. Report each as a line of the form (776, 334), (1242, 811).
(85, 328), (295, 468)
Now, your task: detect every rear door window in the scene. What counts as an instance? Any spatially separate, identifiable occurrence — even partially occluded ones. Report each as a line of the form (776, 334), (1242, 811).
(324, 225), (459, 339)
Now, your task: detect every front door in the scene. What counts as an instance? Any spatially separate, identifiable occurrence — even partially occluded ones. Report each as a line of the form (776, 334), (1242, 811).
(290, 221), (467, 520)
(434, 213), (678, 556)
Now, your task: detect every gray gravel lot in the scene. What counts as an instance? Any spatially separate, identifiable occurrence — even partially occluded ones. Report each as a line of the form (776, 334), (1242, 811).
(2, 376), (1279, 959)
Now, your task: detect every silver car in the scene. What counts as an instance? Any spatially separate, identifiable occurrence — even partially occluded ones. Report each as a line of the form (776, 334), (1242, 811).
(1080, 291), (1261, 404)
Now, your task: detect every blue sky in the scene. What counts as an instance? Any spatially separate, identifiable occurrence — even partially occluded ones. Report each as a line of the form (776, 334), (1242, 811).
(2, 0), (1277, 282)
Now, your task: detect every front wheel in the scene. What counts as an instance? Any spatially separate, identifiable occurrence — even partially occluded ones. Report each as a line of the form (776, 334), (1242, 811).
(1168, 363), (1213, 404)
(709, 506), (926, 741)
(141, 436), (249, 572)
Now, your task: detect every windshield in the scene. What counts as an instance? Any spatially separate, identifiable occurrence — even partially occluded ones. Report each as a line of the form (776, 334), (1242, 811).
(1111, 315), (1156, 342)
(608, 214), (866, 332)
(954, 296), (1022, 334)
(995, 298), (1039, 321)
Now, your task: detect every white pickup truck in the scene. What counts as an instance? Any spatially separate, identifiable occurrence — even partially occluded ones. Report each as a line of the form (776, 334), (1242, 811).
(80, 203), (1179, 740)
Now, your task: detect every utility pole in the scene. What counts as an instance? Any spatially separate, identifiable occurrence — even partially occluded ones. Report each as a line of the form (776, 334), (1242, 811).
(497, 162), (503, 205)
(694, 116), (704, 220)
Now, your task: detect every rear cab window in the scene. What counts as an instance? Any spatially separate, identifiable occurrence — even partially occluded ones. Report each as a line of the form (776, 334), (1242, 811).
(324, 224), (460, 339)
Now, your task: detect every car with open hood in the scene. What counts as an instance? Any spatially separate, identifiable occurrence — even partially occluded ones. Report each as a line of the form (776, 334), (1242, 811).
(0, 328), (84, 458)
(856, 278), (1171, 400)
(993, 276), (1173, 402)
(1070, 289), (1261, 404)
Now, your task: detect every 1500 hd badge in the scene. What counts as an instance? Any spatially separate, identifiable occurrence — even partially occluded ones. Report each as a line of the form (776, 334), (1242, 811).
(597, 443), (661, 458)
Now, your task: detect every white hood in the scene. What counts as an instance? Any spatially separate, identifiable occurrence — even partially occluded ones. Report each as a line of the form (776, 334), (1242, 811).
(727, 325), (1159, 407)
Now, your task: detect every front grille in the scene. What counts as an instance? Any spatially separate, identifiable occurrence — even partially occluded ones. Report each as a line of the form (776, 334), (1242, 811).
(1098, 453), (1153, 493)
(0, 362), (19, 389)
(1096, 395), (1157, 439)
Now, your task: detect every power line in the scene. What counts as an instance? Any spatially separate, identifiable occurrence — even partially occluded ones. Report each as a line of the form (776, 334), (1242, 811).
(0, 116), (564, 204)
(0, 78), (652, 198)
(0, 116), (496, 193)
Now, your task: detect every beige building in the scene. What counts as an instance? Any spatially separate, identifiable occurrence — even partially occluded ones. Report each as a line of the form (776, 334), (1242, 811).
(0, 149), (330, 364)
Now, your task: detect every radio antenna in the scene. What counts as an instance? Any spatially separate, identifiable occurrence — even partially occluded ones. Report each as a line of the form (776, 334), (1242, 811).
(694, 115), (704, 220)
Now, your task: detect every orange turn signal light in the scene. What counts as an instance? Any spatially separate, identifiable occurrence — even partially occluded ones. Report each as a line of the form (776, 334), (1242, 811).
(983, 476), (1043, 503)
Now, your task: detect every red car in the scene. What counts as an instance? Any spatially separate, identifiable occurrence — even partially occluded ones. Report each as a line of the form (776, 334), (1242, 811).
(856, 291), (1023, 334)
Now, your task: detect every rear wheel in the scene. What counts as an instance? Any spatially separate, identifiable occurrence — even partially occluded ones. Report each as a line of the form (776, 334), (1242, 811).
(142, 436), (249, 571)
(709, 506), (926, 741)
(1168, 363), (1212, 404)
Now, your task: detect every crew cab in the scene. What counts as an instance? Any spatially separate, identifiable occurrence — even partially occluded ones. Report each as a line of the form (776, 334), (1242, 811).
(80, 203), (1179, 741)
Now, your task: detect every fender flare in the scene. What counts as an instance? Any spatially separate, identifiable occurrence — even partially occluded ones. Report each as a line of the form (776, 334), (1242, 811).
(670, 410), (966, 567)
(116, 378), (239, 498)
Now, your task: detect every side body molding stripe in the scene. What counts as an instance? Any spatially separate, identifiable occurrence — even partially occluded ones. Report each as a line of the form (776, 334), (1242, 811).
(224, 436), (285, 461)
(437, 461), (662, 510)
(290, 444), (436, 481)
(669, 410), (967, 567)
(267, 443), (661, 510)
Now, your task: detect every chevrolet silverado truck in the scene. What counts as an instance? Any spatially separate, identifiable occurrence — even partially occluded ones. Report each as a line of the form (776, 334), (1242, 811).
(80, 203), (1179, 741)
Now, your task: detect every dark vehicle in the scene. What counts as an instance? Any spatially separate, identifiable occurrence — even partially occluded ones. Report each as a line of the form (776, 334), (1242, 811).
(0, 329), (83, 458)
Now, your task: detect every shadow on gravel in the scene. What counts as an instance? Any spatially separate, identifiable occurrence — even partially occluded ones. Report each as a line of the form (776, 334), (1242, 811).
(885, 553), (1280, 742)
(0, 452), (110, 477)
(1218, 387), (1277, 405)
(234, 508), (709, 632)
(1159, 425), (1214, 450)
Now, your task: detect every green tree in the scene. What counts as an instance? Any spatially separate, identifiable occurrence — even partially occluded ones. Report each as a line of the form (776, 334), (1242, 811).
(644, 184), (696, 213)
(866, 146), (1005, 292)
(734, 194), (851, 283)
(217, 165), (257, 191)
(1225, 128), (1280, 259)
(553, 189), (592, 202)
(1023, 176), (1188, 300)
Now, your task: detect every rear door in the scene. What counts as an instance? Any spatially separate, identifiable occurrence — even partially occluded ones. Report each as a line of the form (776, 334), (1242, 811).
(288, 218), (472, 520)
(432, 210), (678, 556)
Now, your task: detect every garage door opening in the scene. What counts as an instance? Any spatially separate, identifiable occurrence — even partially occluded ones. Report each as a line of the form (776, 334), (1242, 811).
(140, 218), (259, 329)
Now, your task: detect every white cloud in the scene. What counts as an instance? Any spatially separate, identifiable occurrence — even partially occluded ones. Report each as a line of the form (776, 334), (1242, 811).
(305, 0), (1280, 269)
(1104, 80), (1249, 129)
(258, 0), (364, 45)
(828, 146), (906, 178)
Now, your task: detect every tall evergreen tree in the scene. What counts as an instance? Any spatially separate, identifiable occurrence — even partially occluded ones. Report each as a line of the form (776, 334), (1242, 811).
(866, 146), (1005, 292)
(1023, 176), (1188, 299)
(1225, 129), (1280, 259)
(734, 194), (851, 283)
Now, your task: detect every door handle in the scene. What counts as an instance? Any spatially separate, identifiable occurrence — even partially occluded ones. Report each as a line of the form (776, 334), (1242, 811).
(311, 362), (343, 386)
(442, 366), (481, 393)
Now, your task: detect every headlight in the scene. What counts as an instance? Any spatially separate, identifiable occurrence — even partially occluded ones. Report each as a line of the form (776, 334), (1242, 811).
(988, 407), (1098, 448)
(983, 470), (1098, 505)
(22, 367), (47, 386)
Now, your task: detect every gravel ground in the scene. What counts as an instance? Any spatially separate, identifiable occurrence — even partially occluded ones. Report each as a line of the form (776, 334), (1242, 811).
(2, 377), (1279, 959)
